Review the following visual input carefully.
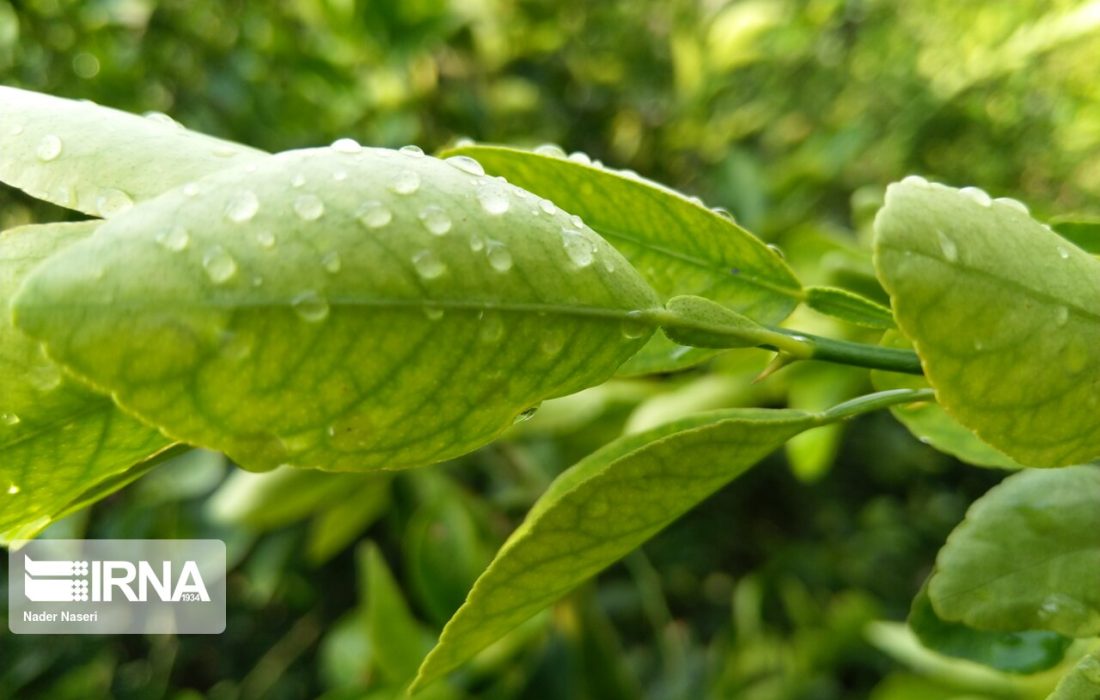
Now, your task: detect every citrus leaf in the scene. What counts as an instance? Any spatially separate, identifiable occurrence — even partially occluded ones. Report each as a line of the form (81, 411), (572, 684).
(439, 144), (803, 374)
(1048, 651), (1100, 699)
(13, 146), (662, 472)
(908, 581), (1070, 674)
(870, 331), (1021, 469)
(0, 222), (173, 540)
(359, 541), (436, 685)
(804, 285), (895, 329)
(874, 178), (1100, 467)
(0, 86), (266, 217)
(929, 466), (1100, 638)
(410, 406), (819, 692)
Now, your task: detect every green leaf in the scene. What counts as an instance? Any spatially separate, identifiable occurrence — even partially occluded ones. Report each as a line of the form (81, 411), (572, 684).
(439, 144), (803, 374)
(14, 147), (661, 472)
(359, 542), (435, 685)
(0, 86), (266, 217)
(306, 475), (391, 565)
(929, 466), (1100, 638)
(909, 582), (1070, 674)
(660, 294), (771, 348)
(873, 178), (1100, 467)
(413, 392), (929, 691)
(804, 285), (895, 329)
(207, 465), (373, 531)
(1047, 651), (1100, 699)
(0, 222), (173, 540)
(870, 332), (1021, 469)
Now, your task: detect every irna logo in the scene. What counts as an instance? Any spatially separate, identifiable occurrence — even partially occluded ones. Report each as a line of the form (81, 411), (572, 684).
(23, 555), (210, 603)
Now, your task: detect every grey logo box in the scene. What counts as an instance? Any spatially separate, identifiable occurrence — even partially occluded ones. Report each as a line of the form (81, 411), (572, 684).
(8, 539), (225, 634)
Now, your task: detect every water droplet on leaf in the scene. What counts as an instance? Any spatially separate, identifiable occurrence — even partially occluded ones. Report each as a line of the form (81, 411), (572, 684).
(225, 190), (259, 222)
(479, 312), (504, 343)
(291, 173), (306, 188)
(293, 194), (325, 220)
(330, 137), (361, 153)
(292, 290), (330, 322)
(255, 230), (276, 249)
(478, 189), (510, 215)
(994, 197), (1029, 215)
(157, 225), (190, 252)
(423, 305), (444, 321)
(445, 155), (485, 176)
(203, 245), (238, 284)
(538, 199), (556, 215)
(419, 205), (452, 235)
(534, 144), (565, 158)
(6, 483), (19, 495)
(561, 229), (594, 267)
(412, 250), (447, 279)
(486, 241), (513, 272)
(2, 413), (21, 426)
(400, 144), (425, 157)
(621, 310), (649, 339)
(936, 229), (959, 262)
(390, 170), (420, 195)
(357, 201), (392, 228)
(901, 174), (929, 187)
(96, 188), (133, 217)
(36, 134), (62, 161)
(960, 186), (993, 207)
(513, 406), (540, 423)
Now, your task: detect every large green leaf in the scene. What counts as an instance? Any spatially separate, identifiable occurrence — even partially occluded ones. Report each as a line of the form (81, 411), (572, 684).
(929, 466), (1100, 638)
(439, 144), (803, 374)
(411, 389), (930, 691)
(0, 222), (173, 540)
(870, 332), (1021, 469)
(1047, 651), (1100, 699)
(14, 147), (662, 472)
(908, 582), (1070, 674)
(874, 177), (1100, 467)
(0, 86), (265, 217)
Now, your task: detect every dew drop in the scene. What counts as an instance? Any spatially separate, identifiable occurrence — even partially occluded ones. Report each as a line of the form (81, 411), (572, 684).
(291, 173), (306, 188)
(423, 305), (444, 321)
(561, 229), (595, 267)
(144, 111), (182, 129)
(6, 483), (19, 495)
(156, 225), (190, 252)
(534, 144), (566, 158)
(901, 174), (930, 187)
(96, 188), (133, 217)
(469, 233), (486, 252)
(330, 137), (362, 153)
(293, 194), (325, 221)
(567, 151), (592, 165)
(400, 144), (425, 157)
(419, 205), (452, 235)
(479, 312), (504, 343)
(513, 406), (540, 424)
(445, 155), (485, 176)
(225, 190), (259, 222)
(603, 258), (616, 273)
(255, 230), (276, 249)
(203, 245), (238, 284)
(568, 213), (584, 229)
(540, 331), (564, 356)
(538, 198), (555, 215)
(621, 310), (649, 339)
(390, 170), (421, 195)
(960, 186), (992, 207)
(357, 200), (392, 228)
(766, 243), (785, 259)
(486, 241), (513, 272)
(320, 250), (342, 274)
(182, 182), (200, 197)
(1057, 245), (1071, 260)
(28, 362), (62, 392)
(412, 250), (447, 280)
(994, 197), (1029, 215)
(36, 134), (62, 161)
(936, 229), (959, 262)
(1, 413), (20, 426)
(1055, 305), (1070, 326)
(477, 189), (510, 215)
(292, 290), (330, 322)
(712, 206), (735, 221)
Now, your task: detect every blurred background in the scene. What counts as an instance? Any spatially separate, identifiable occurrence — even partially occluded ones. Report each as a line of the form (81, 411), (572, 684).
(1, 1), (1099, 698)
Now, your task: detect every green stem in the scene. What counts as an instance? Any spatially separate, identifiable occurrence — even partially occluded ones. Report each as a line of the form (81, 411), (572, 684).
(820, 387), (936, 423)
(767, 328), (924, 375)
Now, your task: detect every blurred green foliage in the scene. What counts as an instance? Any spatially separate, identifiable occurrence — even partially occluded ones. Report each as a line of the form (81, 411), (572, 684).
(2, 0), (1099, 697)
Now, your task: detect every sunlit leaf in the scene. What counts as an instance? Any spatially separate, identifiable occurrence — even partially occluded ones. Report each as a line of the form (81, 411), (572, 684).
(0, 222), (172, 540)
(874, 178), (1100, 467)
(439, 144), (803, 374)
(929, 466), (1100, 638)
(870, 332), (1021, 469)
(0, 86), (265, 217)
(14, 147), (662, 472)
(804, 285), (895, 329)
